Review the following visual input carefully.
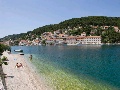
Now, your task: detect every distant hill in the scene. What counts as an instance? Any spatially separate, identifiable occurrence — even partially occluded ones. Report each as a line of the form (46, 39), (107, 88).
(1, 16), (120, 41)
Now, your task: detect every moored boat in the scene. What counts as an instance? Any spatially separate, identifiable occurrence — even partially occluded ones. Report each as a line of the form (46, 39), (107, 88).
(19, 53), (24, 55)
(14, 49), (23, 52)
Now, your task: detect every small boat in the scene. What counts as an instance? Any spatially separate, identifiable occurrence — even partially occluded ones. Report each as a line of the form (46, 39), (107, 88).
(19, 53), (24, 55)
(14, 49), (23, 52)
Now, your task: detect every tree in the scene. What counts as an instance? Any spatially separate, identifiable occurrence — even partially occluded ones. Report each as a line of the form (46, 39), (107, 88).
(0, 44), (10, 66)
(0, 44), (11, 53)
(41, 40), (46, 45)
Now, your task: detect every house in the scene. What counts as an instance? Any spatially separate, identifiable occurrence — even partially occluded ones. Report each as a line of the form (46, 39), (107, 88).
(114, 26), (120, 33)
(81, 32), (86, 36)
(19, 40), (27, 46)
(55, 38), (65, 44)
(103, 26), (109, 29)
(46, 38), (55, 45)
(32, 38), (41, 45)
(66, 36), (78, 44)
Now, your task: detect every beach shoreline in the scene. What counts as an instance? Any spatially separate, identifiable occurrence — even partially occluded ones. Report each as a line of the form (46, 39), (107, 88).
(2, 51), (53, 90)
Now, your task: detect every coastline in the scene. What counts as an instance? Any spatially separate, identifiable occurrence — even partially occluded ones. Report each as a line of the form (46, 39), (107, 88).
(2, 51), (53, 90)
(2, 45), (120, 90)
(29, 54), (119, 90)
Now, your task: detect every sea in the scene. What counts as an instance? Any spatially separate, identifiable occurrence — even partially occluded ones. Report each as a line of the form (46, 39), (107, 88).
(11, 45), (120, 90)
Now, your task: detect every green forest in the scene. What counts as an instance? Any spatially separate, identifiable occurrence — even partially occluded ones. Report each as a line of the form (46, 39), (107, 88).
(1, 16), (120, 43)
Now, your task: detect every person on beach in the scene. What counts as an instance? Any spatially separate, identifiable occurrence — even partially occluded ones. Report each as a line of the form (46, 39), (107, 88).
(15, 63), (23, 68)
(15, 63), (19, 68)
(29, 55), (32, 61)
(19, 63), (23, 68)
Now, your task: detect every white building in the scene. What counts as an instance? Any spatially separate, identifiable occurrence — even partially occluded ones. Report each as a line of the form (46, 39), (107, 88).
(82, 36), (101, 44)
(81, 32), (86, 36)
(67, 32), (101, 45)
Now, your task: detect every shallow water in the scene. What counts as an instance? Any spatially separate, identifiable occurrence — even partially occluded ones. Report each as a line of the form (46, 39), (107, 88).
(12, 45), (120, 90)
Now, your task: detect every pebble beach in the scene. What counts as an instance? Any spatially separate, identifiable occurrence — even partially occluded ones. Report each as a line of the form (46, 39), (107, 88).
(1, 51), (53, 90)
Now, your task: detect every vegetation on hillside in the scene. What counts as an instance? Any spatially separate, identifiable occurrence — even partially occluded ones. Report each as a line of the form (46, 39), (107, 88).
(1, 16), (120, 43)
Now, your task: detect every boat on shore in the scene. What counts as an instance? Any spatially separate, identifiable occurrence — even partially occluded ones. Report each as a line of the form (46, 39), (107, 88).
(14, 49), (23, 52)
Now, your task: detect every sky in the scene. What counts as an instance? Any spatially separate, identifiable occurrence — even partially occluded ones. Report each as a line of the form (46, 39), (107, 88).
(0, 0), (120, 38)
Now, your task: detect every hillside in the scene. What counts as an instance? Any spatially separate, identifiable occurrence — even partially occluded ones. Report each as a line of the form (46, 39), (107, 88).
(1, 16), (120, 43)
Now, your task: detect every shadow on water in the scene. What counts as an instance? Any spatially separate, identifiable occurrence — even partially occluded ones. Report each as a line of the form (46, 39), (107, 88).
(11, 45), (120, 89)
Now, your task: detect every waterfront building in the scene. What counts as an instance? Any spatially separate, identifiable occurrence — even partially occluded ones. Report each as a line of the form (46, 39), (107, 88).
(83, 36), (101, 44)
(66, 32), (101, 45)
(19, 40), (27, 46)
(66, 36), (78, 45)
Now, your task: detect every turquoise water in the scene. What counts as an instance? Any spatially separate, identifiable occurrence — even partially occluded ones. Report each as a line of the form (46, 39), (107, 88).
(11, 45), (120, 90)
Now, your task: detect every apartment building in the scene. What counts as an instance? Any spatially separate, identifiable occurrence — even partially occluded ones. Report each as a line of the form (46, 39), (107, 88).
(82, 36), (101, 44)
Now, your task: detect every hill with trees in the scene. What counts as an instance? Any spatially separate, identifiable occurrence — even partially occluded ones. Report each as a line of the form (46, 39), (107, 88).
(1, 16), (120, 43)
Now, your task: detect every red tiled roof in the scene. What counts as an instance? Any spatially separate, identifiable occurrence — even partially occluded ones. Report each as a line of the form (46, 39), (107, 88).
(85, 36), (101, 38)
